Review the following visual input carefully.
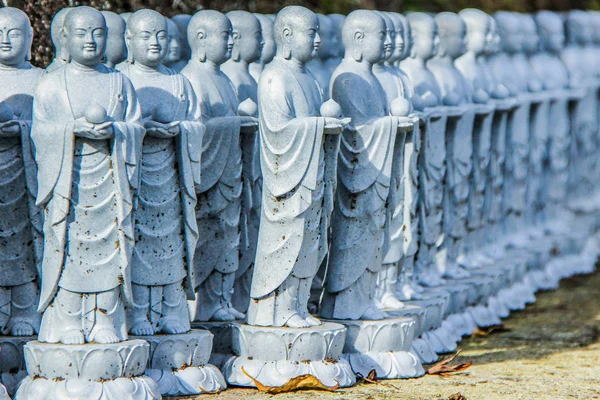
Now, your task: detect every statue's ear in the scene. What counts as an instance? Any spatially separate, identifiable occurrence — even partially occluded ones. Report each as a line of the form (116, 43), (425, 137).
(353, 31), (364, 61)
(282, 27), (292, 59)
(195, 30), (207, 62)
(125, 29), (133, 61)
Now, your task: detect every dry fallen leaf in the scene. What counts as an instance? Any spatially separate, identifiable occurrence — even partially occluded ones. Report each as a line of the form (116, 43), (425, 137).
(241, 367), (339, 394)
(472, 324), (511, 337)
(356, 369), (402, 391)
(448, 392), (467, 400)
(427, 350), (472, 376)
(366, 369), (378, 383)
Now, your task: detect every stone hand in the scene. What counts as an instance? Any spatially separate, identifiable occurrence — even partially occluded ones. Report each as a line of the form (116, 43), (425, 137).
(239, 116), (259, 129)
(0, 120), (20, 136)
(74, 119), (104, 139)
(91, 121), (114, 139)
(324, 117), (351, 134)
(394, 116), (414, 131)
(144, 120), (180, 138)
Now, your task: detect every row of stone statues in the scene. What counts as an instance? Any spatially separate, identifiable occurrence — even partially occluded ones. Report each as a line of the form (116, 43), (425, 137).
(0, 5), (598, 399)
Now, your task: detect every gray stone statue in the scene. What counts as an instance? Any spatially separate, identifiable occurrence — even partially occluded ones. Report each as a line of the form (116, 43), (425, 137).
(46, 7), (72, 72)
(102, 11), (127, 68)
(33, 6), (144, 345)
(427, 12), (475, 281)
(249, 14), (275, 81)
(171, 14), (192, 64)
(117, 9), (203, 337)
(247, 6), (347, 328)
(15, 7), (161, 399)
(320, 9), (414, 321)
(0, 7), (43, 340)
(306, 14), (337, 100)
(223, 7), (356, 389)
(116, 11), (226, 395)
(373, 11), (414, 310)
(221, 10), (263, 315)
(182, 10), (256, 322)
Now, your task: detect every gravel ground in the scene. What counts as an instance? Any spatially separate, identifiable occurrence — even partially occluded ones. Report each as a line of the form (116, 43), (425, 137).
(171, 267), (600, 400)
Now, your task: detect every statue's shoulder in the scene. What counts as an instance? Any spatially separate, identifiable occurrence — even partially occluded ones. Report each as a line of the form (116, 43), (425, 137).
(259, 61), (294, 91)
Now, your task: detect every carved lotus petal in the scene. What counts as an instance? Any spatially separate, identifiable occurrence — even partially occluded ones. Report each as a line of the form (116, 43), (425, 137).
(40, 347), (77, 378)
(248, 332), (286, 362)
(122, 341), (150, 376)
(190, 333), (213, 366)
(370, 322), (397, 353)
(80, 348), (123, 380)
(55, 378), (103, 400)
(289, 332), (326, 361)
(151, 339), (191, 370)
(175, 364), (226, 394)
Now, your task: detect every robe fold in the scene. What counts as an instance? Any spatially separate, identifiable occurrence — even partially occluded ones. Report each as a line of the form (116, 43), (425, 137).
(32, 66), (143, 312)
(325, 60), (397, 297)
(250, 57), (325, 302)
(117, 63), (203, 299)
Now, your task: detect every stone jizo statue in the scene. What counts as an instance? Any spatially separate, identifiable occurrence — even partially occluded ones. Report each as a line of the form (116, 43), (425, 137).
(117, 9), (204, 336)
(249, 14), (275, 81)
(248, 6), (348, 327)
(182, 10), (257, 322)
(32, 6), (144, 345)
(320, 9), (414, 321)
(47, 7), (73, 72)
(0, 7), (43, 338)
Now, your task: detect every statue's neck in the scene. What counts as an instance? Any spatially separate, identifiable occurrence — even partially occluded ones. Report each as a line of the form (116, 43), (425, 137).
(430, 53), (455, 66)
(70, 61), (99, 73)
(232, 58), (250, 71)
(133, 61), (160, 73)
(195, 58), (220, 72)
(404, 56), (426, 69)
(277, 56), (306, 72)
(0, 61), (27, 71)
(345, 57), (373, 73)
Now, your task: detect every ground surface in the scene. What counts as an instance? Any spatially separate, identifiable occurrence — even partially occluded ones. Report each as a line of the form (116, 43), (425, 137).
(172, 268), (600, 399)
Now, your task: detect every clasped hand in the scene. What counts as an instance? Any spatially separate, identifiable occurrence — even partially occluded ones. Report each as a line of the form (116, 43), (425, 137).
(74, 119), (114, 140)
(240, 116), (259, 132)
(144, 120), (180, 138)
(0, 120), (20, 136)
(324, 117), (352, 134)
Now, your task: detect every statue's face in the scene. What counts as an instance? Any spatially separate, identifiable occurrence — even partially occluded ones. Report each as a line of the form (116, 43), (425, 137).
(539, 18), (565, 53)
(166, 32), (181, 62)
(66, 13), (107, 66)
(487, 18), (501, 54)
(203, 19), (233, 65)
(412, 21), (439, 60)
(522, 18), (539, 53)
(258, 20), (275, 64)
(466, 19), (489, 55)
(288, 16), (320, 63)
(235, 21), (263, 63)
(317, 17), (334, 59)
(128, 17), (168, 67)
(402, 23), (413, 60)
(442, 22), (467, 58)
(391, 23), (405, 61)
(0, 15), (29, 66)
(497, 19), (521, 53)
(359, 18), (388, 64)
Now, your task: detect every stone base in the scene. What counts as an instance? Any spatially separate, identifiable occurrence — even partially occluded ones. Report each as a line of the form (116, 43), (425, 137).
(385, 305), (437, 363)
(191, 321), (240, 368)
(134, 329), (226, 395)
(334, 317), (424, 379)
(15, 339), (160, 400)
(223, 322), (355, 388)
(0, 335), (30, 396)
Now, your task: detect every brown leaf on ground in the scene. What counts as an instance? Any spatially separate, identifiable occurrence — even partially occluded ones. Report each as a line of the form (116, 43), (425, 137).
(241, 367), (339, 394)
(448, 393), (467, 400)
(472, 324), (511, 337)
(428, 350), (472, 376)
(366, 369), (378, 383)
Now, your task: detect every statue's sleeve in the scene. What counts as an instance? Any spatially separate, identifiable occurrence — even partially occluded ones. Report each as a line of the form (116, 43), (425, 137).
(180, 76), (204, 188)
(331, 72), (395, 194)
(258, 69), (324, 198)
(31, 75), (74, 206)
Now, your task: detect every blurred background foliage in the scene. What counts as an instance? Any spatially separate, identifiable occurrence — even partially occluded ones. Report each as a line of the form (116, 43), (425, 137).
(1, 0), (599, 66)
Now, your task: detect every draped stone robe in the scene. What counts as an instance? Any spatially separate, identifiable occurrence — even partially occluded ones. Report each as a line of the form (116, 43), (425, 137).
(320, 59), (398, 320)
(221, 60), (263, 314)
(428, 61), (475, 268)
(0, 63), (44, 334)
(247, 57), (325, 326)
(181, 60), (243, 322)
(489, 53), (530, 234)
(32, 64), (143, 343)
(530, 53), (572, 221)
(117, 62), (203, 331)
(561, 46), (598, 199)
(400, 60), (447, 283)
(455, 54), (495, 249)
